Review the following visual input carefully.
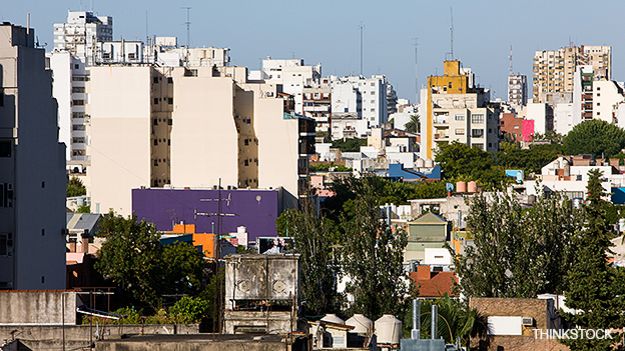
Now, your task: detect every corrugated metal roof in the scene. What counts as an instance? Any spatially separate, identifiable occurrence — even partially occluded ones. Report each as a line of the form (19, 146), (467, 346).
(66, 213), (101, 232)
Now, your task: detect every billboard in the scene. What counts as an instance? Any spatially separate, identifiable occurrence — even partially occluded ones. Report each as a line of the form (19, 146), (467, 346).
(257, 237), (295, 254)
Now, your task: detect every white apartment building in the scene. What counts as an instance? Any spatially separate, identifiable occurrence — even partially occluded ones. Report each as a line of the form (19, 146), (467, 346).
(53, 11), (113, 65)
(302, 78), (332, 141)
(260, 58), (321, 114)
(507, 73), (527, 107)
(0, 24), (66, 289)
(87, 64), (314, 216)
(553, 103), (574, 135)
(330, 75), (388, 128)
(526, 103), (552, 135)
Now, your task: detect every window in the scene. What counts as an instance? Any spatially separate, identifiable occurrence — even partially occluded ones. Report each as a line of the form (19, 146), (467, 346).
(471, 114), (485, 124)
(454, 114), (464, 121)
(41, 229), (45, 237)
(41, 181), (45, 188)
(72, 87), (85, 93)
(74, 64), (79, 69)
(455, 128), (465, 135)
(0, 183), (13, 207)
(153, 159), (158, 166)
(72, 124), (85, 131)
(0, 141), (10, 158)
(0, 90), (4, 106)
(153, 139), (158, 146)
(471, 129), (484, 138)
(153, 119), (158, 126)
(72, 137), (85, 143)
(0, 233), (13, 256)
(153, 98), (159, 105)
(153, 77), (159, 84)
(167, 77), (173, 84)
(167, 97), (173, 105)
(72, 112), (85, 119)
(168, 119), (173, 126)
(128, 53), (136, 60)
(244, 160), (249, 166)
(72, 100), (84, 106)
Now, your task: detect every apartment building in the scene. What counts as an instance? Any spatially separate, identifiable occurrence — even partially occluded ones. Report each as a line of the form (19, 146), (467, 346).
(420, 60), (499, 160)
(53, 11), (113, 65)
(330, 75), (388, 128)
(507, 73), (527, 107)
(87, 64), (314, 215)
(260, 58), (321, 114)
(0, 24), (66, 289)
(302, 78), (332, 142)
(533, 45), (611, 104)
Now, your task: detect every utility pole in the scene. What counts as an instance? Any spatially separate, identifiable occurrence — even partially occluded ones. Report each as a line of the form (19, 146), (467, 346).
(181, 7), (191, 48)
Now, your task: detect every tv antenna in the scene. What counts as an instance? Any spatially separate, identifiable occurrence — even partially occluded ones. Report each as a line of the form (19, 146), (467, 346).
(509, 45), (514, 74)
(413, 37), (419, 103)
(449, 7), (454, 59)
(359, 23), (365, 76)
(181, 7), (191, 47)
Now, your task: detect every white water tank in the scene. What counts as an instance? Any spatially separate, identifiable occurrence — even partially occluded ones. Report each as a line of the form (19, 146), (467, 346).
(345, 314), (373, 334)
(321, 314), (345, 325)
(374, 314), (402, 344)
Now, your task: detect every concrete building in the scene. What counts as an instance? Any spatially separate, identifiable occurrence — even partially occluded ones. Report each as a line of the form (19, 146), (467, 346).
(420, 60), (499, 160)
(302, 78), (332, 142)
(533, 45), (611, 104)
(525, 102), (553, 135)
(87, 64), (314, 216)
(259, 58), (321, 114)
(53, 11), (113, 65)
(507, 73), (527, 107)
(0, 24), (66, 289)
(330, 75), (389, 128)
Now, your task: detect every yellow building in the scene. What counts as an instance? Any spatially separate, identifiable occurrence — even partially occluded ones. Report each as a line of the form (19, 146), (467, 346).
(421, 60), (499, 160)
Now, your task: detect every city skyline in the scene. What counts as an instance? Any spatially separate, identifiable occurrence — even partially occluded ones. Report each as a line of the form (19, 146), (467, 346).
(3, 0), (624, 102)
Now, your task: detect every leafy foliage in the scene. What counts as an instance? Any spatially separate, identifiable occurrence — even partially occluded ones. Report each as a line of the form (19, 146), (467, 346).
(403, 114), (420, 133)
(309, 162), (352, 172)
(435, 142), (507, 188)
(340, 177), (413, 319)
(67, 176), (86, 197)
(456, 191), (580, 298)
(331, 138), (367, 152)
(95, 213), (206, 311)
(563, 120), (625, 157)
(169, 296), (211, 324)
(496, 142), (563, 175)
(277, 202), (343, 317)
(76, 204), (91, 213)
(563, 170), (625, 350)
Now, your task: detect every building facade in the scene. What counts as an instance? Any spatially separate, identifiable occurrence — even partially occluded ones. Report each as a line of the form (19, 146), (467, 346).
(302, 78), (332, 142)
(533, 45), (611, 104)
(0, 24), (66, 289)
(420, 60), (499, 160)
(330, 75), (389, 128)
(53, 11), (113, 65)
(260, 58), (321, 114)
(507, 73), (527, 107)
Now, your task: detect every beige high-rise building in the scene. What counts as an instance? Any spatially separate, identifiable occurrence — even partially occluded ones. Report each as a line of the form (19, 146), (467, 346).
(533, 45), (611, 104)
(87, 64), (314, 216)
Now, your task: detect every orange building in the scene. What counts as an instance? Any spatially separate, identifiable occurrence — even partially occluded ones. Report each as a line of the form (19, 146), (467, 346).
(171, 223), (218, 259)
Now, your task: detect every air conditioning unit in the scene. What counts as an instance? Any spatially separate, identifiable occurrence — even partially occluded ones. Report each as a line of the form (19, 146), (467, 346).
(522, 317), (534, 326)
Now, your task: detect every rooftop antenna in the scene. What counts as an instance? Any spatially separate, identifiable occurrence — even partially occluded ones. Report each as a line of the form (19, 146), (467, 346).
(413, 37), (419, 103)
(359, 23), (364, 76)
(181, 7), (191, 47)
(509, 45), (513, 75)
(449, 6), (454, 59)
(26, 13), (30, 35)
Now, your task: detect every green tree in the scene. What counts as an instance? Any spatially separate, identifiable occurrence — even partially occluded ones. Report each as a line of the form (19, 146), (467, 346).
(340, 177), (413, 319)
(169, 296), (211, 324)
(76, 204), (91, 213)
(456, 191), (579, 298)
(277, 202), (342, 317)
(435, 142), (506, 188)
(404, 114), (420, 133)
(563, 120), (625, 157)
(67, 176), (86, 197)
(496, 142), (563, 175)
(161, 242), (205, 296)
(331, 138), (367, 152)
(563, 169), (625, 350)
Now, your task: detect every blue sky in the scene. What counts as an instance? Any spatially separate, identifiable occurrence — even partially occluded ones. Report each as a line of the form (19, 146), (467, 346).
(3, 0), (624, 102)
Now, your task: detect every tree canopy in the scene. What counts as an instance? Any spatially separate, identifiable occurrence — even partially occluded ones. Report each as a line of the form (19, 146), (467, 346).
(563, 120), (625, 157)
(435, 142), (507, 188)
(67, 176), (86, 197)
(331, 138), (367, 152)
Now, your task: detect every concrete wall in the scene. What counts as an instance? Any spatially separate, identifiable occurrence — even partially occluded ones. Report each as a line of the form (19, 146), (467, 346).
(95, 335), (293, 351)
(0, 291), (78, 325)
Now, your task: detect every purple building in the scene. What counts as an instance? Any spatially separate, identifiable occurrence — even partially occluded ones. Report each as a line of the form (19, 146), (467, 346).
(132, 188), (287, 242)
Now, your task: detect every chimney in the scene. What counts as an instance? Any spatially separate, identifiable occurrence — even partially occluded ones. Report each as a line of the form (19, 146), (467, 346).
(416, 265), (431, 281)
(411, 299), (420, 340)
(431, 305), (438, 340)
(81, 229), (89, 254)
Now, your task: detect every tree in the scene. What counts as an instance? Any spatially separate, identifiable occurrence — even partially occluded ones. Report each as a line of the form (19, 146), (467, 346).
(456, 191), (579, 298)
(331, 138), (367, 152)
(404, 114), (420, 133)
(563, 120), (625, 157)
(340, 177), (413, 319)
(496, 142), (563, 175)
(169, 296), (211, 324)
(95, 213), (206, 311)
(435, 142), (506, 188)
(563, 170), (625, 350)
(277, 202), (342, 317)
(67, 176), (86, 197)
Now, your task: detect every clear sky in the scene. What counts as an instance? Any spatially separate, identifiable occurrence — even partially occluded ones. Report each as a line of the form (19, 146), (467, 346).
(3, 0), (625, 102)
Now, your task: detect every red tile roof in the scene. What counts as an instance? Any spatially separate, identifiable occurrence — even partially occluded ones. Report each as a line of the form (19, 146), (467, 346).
(409, 269), (459, 298)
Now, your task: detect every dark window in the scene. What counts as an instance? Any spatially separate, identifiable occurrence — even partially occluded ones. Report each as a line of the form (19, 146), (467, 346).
(167, 97), (173, 104)
(0, 141), (11, 157)
(41, 229), (45, 237)
(153, 77), (159, 84)
(153, 98), (159, 105)
(41, 276), (45, 284)
(167, 119), (173, 126)
(0, 90), (4, 106)
(153, 139), (158, 146)
(167, 77), (173, 84)
(153, 119), (158, 126)
(41, 181), (45, 188)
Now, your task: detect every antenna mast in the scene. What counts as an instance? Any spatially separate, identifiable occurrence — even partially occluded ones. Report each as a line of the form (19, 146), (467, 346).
(359, 23), (364, 76)
(414, 37), (419, 103)
(509, 45), (513, 74)
(450, 7), (454, 59)
(181, 7), (191, 48)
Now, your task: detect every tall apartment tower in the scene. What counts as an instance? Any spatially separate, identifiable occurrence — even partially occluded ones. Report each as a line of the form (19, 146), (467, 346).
(420, 60), (499, 160)
(0, 24), (66, 289)
(330, 75), (389, 128)
(53, 11), (113, 65)
(507, 73), (527, 107)
(532, 45), (611, 104)
(260, 58), (321, 114)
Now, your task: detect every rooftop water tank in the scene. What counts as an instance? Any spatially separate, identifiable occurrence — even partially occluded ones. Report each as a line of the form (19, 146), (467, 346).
(374, 314), (402, 345)
(345, 314), (373, 334)
(321, 314), (345, 325)
(467, 181), (478, 193)
(456, 181), (467, 193)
